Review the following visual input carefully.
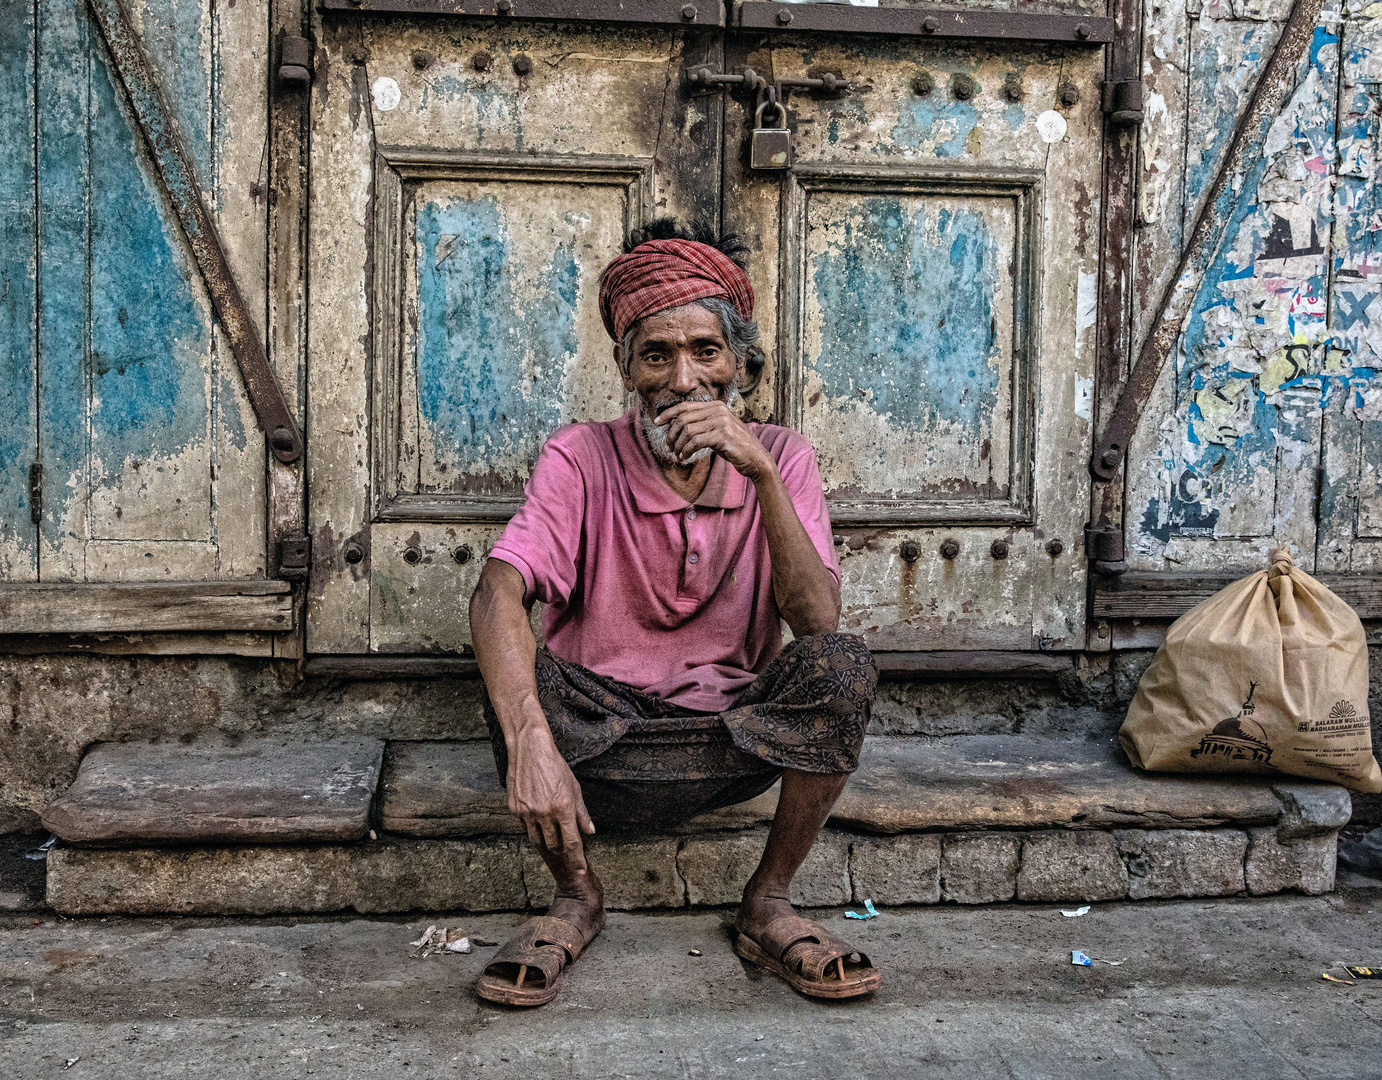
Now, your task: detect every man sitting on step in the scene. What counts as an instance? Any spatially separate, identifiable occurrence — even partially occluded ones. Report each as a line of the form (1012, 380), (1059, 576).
(468, 220), (881, 1006)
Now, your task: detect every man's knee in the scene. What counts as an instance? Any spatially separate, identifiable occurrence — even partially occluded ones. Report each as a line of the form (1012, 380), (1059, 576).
(793, 631), (878, 692)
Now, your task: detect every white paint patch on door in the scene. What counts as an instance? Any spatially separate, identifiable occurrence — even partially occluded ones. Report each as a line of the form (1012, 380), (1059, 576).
(1077, 268), (1099, 334)
(371, 77), (401, 112)
(1036, 110), (1067, 144)
(1075, 376), (1094, 421)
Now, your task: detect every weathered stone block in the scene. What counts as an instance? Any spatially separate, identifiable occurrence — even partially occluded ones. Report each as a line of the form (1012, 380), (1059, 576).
(42, 738), (385, 845)
(1115, 829), (1247, 900)
(851, 834), (941, 905)
(46, 838), (527, 916)
(940, 834), (1019, 904)
(522, 836), (683, 911)
(381, 741), (521, 837)
(1245, 827), (1337, 896)
(1272, 784), (1353, 840)
(1016, 832), (1128, 902)
(677, 829), (850, 907)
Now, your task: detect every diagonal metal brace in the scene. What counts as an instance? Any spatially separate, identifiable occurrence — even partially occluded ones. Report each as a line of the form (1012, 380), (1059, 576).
(86, 0), (304, 464)
(1089, 0), (1323, 481)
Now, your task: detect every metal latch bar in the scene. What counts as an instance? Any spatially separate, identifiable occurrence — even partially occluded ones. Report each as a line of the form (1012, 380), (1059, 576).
(85, 0), (305, 464)
(318, 0), (726, 25)
(736, 3), (1115, 44)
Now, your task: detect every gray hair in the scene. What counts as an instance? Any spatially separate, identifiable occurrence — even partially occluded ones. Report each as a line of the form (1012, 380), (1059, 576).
(620, 297), (763, 378)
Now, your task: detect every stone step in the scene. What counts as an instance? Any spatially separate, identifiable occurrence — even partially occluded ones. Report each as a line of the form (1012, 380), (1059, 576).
(40, 733), (1351, 916)
(41, 738), (385, 845)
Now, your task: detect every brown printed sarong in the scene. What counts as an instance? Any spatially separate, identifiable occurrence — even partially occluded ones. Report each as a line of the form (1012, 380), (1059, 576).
(483, 632), (877, 830)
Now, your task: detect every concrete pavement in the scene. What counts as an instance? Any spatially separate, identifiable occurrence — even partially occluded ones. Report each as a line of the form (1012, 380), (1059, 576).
(2, 883), (1381, 1078)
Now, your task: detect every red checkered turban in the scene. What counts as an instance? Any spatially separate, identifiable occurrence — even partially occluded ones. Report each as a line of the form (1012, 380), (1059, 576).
(598, 239), (755, 342)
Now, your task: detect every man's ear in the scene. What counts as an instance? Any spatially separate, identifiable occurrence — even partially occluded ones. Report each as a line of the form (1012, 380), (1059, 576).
(614, 343), (635, 392)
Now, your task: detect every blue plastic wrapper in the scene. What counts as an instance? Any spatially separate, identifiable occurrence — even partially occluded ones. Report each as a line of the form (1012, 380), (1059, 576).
(1071, 950), (1093, 967)
(845, 899), (880, 920)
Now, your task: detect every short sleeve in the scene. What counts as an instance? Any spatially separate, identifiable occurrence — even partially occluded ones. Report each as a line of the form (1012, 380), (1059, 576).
(776, 441), (841, 588)
(487, 434), (586, 606)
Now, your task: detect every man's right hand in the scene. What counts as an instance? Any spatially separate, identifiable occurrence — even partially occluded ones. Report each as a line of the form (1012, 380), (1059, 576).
(507, 721), (596, 869)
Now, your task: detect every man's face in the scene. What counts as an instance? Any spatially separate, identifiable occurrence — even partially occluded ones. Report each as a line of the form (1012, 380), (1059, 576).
(616, 304), (744, 464)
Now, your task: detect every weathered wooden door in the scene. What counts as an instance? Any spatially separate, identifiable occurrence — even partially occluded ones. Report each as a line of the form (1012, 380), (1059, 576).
(722, 15), (1104, 653)
(306, 11), (723, 652)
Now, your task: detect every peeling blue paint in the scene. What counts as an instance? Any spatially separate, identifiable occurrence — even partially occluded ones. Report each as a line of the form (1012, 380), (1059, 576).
(415, 195), (578, 487)
(890, 96), (980, 157)
(809, 197), (1001, 434)
(0, 0), (38, 568)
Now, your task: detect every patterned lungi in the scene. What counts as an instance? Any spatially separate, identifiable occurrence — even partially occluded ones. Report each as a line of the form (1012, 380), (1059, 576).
(483, 632), (878, 831)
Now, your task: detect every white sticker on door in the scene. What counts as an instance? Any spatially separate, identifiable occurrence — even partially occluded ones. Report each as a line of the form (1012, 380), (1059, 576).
(1036, 110), (1067, 144)
(371, 77), (401, 112)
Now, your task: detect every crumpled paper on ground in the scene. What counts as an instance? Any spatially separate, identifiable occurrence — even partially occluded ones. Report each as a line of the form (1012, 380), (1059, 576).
(409, 925), (471, 958)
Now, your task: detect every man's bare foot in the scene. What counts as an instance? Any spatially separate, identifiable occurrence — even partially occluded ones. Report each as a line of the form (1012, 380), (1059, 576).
(735, 885), (795, 943)
(547, 868), (606, 937)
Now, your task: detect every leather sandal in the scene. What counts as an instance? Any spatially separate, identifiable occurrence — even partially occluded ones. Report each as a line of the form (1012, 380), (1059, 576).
(734, 914), (881, 999)
(475, 911), (606, 1007)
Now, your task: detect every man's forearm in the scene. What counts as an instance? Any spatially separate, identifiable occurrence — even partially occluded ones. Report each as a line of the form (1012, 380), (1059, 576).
(469, 560), (554, 750)
(751, 465), (841, 637)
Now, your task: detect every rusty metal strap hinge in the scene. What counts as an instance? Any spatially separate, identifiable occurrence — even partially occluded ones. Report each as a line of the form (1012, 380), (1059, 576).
(1090, 0), (1323, 481)
(1101, 79), (1144, 125)
(85, 0), (304, 464)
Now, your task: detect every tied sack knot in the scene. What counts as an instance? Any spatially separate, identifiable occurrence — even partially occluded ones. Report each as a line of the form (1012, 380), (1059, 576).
(1267, 547), (1294, 580)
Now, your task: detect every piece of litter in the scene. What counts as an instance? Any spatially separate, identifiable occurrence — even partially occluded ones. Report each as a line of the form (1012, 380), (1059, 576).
(1323, 972), (1357, 985)
(689, 949), (702, 956)
(357, 1003), (364, 1010)
(845, 899), (880, 920)
(409, 925), (471, 957)
(1072, 950), (1093, 967)
(1061, 906), (1091, 918)
(472, 937), (499, 947)
(1346, 966), (1382, 979)
(23, 836), (56, 861)
(369, 829), (378, 841)
(62, 1059), (79, 1070)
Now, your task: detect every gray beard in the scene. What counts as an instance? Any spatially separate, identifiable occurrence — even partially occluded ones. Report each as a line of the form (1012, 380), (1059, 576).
(639, 383), (740, 466)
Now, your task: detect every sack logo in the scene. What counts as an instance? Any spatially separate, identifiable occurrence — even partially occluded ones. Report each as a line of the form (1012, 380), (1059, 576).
(1191, 682), (1274, 765)
(1297, 699), (1368, 735)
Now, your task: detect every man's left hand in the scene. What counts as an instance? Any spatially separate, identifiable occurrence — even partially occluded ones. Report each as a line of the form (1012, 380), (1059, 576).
(657, 399), (773, 479)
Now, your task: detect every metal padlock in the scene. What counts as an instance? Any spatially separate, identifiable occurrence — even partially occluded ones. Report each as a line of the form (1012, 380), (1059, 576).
(750, 100), (791, 170)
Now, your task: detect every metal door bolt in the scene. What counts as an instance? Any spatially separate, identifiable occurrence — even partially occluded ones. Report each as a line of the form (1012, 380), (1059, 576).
(681, 3), (698, 19)
(349, 46), (370, 65)
(496, 0), (512, 11)
(473, 50), (493, 71)
(922, 16), (940, 32)
(1059, 83), (1080, 107)
(344, 543), (364, 565)
(911, 72), (935, 97)
(776, 8), (794, 23)
(412, 50), (435, 70)
(991, 539), (1009, 560)
(940, 539), (960, 560)
(951, 74), (979, 102)
(453, 544), (473, 565)
(899, 540), (920, 562)
(402, 546), (423, 565)
(513, 54), (533, 77)
(1002, 73), (1024, 103)
(1046, 538), (1064, 557)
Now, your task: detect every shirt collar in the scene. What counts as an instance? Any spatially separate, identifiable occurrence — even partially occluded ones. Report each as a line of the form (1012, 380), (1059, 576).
(612, 408), (748, 513)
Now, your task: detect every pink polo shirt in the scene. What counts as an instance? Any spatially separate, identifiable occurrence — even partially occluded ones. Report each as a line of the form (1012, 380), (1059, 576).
(488, 409), (840, 713)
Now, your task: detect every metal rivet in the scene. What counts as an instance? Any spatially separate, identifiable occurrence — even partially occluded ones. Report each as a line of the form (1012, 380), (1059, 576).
(951, 74), (978, 102)
(513, 54), (532, 76)
(921, 15), (939, 32)
(411, 49), (434, 70)
(1046, 538), (1065, 558)
(911, 72), (935, 97)
(473, 50), (493, 71)
(681, 3), (697, 19)
(940, 539), (960, 560)
(991, 539), (1009, 560)
(1075, 22), (1092, 39)
(900, 540), (920, 563)
(349, 46), (369, 64)
(402, 546), (422, 565)
(270, 427), (296, 452)
(496, 0), (513, 11)
(1100, 447), (1122, 468)
(777, 8), (794, 23)
(344, 544), (364, 565)
(1003, 73), (1024, 103)
(453, 544), (472, 565)
(1059, 84), (1080, 107)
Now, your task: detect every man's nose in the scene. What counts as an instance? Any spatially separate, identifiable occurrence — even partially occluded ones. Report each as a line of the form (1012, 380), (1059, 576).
(670, 354), (700, 394)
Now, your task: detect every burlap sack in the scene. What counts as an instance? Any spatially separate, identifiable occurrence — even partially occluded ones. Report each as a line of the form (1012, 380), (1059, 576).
(1119, 549), (1381, 792)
